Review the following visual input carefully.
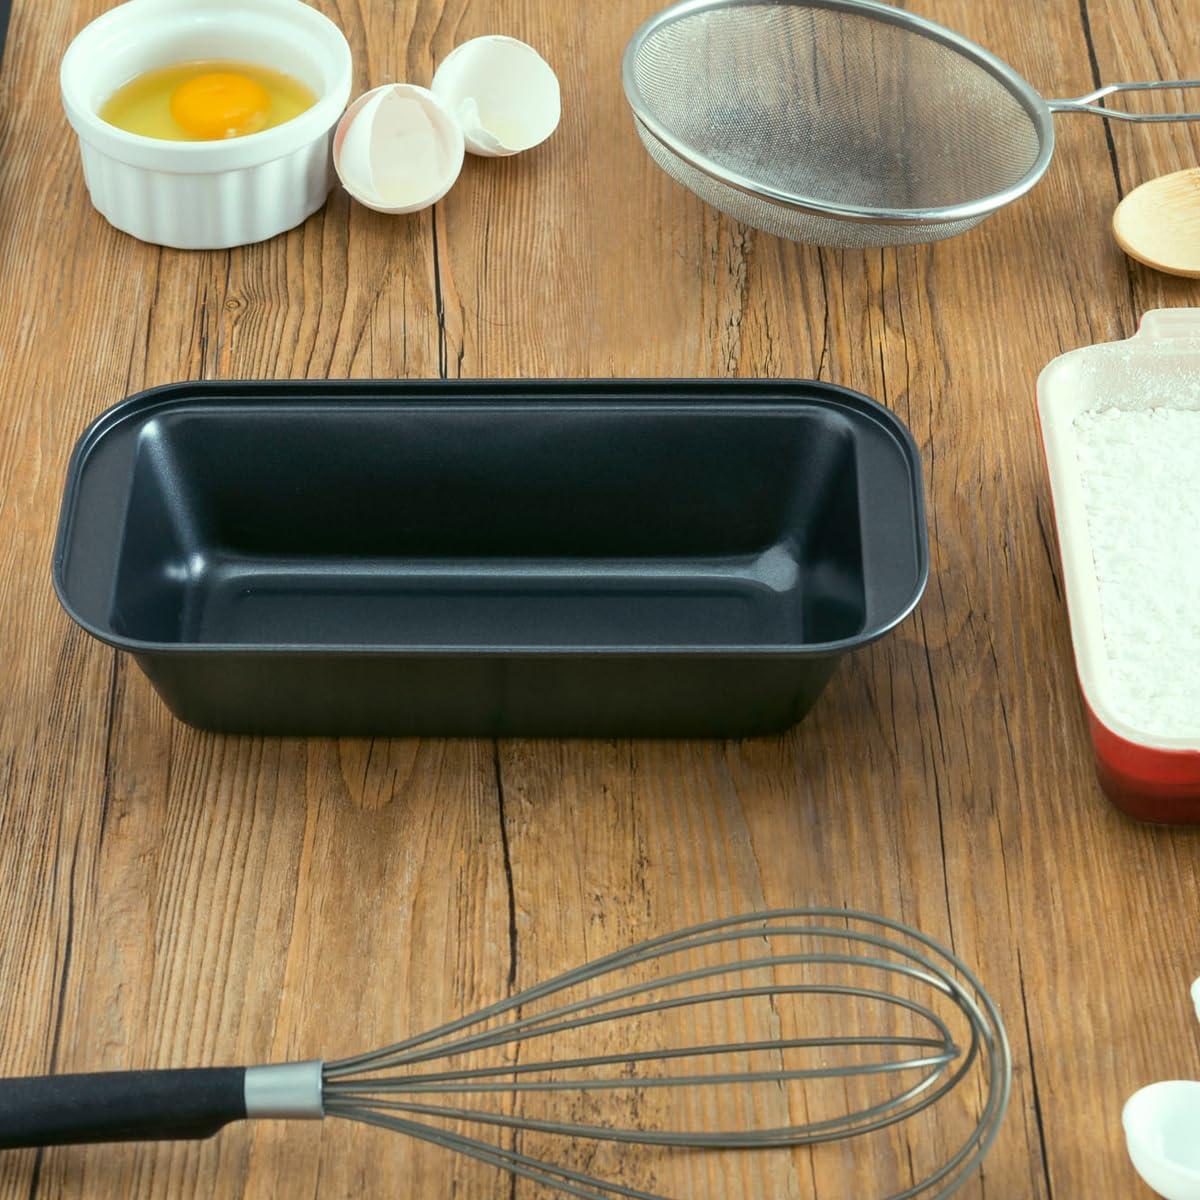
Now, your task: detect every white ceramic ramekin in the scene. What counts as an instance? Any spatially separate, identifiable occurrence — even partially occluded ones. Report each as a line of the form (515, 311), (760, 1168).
(61, 0), (353, 250)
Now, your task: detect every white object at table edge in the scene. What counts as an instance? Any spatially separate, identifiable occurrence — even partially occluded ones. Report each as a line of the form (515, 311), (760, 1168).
(1123, 980), (1200, 1199)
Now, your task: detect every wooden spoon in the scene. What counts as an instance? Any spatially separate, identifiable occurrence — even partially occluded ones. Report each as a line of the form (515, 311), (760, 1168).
(1113, 167), (1200, 278)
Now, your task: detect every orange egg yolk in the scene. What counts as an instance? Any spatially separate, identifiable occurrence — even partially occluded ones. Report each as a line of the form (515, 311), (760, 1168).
(170, 72), (272, 140)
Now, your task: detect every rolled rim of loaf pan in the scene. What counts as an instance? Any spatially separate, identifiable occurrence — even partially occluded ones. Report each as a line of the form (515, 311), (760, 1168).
(52, 379), (928, 658)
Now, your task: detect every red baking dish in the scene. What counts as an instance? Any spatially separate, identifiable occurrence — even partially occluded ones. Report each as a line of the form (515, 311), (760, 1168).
(1037, 309), (1200, 823)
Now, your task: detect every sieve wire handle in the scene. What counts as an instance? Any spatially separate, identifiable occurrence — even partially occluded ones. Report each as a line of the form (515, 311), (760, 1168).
(1049, 80), (1200, 121)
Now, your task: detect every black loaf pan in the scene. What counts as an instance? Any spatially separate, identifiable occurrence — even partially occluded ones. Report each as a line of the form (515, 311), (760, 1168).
(53, 380), (928, 737)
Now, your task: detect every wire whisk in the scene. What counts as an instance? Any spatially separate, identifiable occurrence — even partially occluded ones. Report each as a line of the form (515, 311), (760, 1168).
(0, 910), (1011, 1199)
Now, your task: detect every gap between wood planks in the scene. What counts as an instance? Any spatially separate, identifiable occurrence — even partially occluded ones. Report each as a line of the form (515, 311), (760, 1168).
(491, 738), (520, 1200)
(1018, 951), (1056, 1199)
(1077, 0), (1142, 310)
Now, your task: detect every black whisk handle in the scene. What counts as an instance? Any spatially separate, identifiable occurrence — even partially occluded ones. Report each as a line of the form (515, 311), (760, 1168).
(0, 1068), (247, 1148)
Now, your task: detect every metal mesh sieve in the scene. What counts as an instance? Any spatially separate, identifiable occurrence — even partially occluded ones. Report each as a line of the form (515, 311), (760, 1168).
(623, 0), (1200, 248)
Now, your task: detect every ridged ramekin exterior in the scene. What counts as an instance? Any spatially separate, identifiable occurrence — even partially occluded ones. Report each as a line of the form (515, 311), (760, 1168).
(77, 136), (337, 250)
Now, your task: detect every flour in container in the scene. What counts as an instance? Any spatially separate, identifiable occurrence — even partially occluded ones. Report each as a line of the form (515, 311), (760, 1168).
(1074, 405), (1200, 738)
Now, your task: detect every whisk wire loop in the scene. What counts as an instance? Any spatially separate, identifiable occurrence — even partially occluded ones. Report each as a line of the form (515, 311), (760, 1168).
(324, 910), (1012, 1200)
(342, 1105), (665, 1200)
(328, 929), (974, 1074)
(325, 1032), (952, 1090)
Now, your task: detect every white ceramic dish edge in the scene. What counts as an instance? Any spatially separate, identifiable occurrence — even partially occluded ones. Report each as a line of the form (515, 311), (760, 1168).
(1124, 1084), (1200, 1200)
(1121, 980), (1200, 1199)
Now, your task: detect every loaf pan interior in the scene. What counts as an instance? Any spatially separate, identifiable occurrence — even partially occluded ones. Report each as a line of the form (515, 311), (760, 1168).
(55, 385), (922, 653)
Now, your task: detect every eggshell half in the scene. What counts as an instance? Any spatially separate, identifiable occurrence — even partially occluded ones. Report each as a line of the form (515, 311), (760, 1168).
(334, 84), (465, 214)
(431, 36), (561, 157)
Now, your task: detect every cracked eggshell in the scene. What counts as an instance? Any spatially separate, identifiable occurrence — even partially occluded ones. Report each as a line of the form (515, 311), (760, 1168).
(333, 84), (465, 214)
(431, 36), (561, 157)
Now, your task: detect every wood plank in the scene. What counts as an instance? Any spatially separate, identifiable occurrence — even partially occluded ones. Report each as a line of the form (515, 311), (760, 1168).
(0, 0), (1197, 1197)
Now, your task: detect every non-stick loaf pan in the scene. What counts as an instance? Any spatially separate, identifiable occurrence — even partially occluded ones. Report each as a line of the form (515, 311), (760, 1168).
(53, 380), (928, 736)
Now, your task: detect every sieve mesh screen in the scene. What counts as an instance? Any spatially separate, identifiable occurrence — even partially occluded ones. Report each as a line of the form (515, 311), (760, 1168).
(628, 1), (1048, 246)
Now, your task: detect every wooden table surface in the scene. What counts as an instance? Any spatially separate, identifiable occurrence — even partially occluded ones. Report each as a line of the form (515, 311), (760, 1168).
(1, 0), (1199, 1196)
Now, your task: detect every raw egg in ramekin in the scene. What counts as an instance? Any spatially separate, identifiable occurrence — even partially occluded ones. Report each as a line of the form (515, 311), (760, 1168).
(61, 0), (352, 249)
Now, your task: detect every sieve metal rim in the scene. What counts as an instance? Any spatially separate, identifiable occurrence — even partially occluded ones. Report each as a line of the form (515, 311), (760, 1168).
(622, 0), (1058, 228)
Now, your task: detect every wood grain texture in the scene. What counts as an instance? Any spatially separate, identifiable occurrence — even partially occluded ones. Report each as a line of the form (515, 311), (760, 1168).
(0, 0), (1198, 1196)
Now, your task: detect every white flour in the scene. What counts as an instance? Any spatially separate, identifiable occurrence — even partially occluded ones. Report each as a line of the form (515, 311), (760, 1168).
(1074, 405), (1200, 737)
